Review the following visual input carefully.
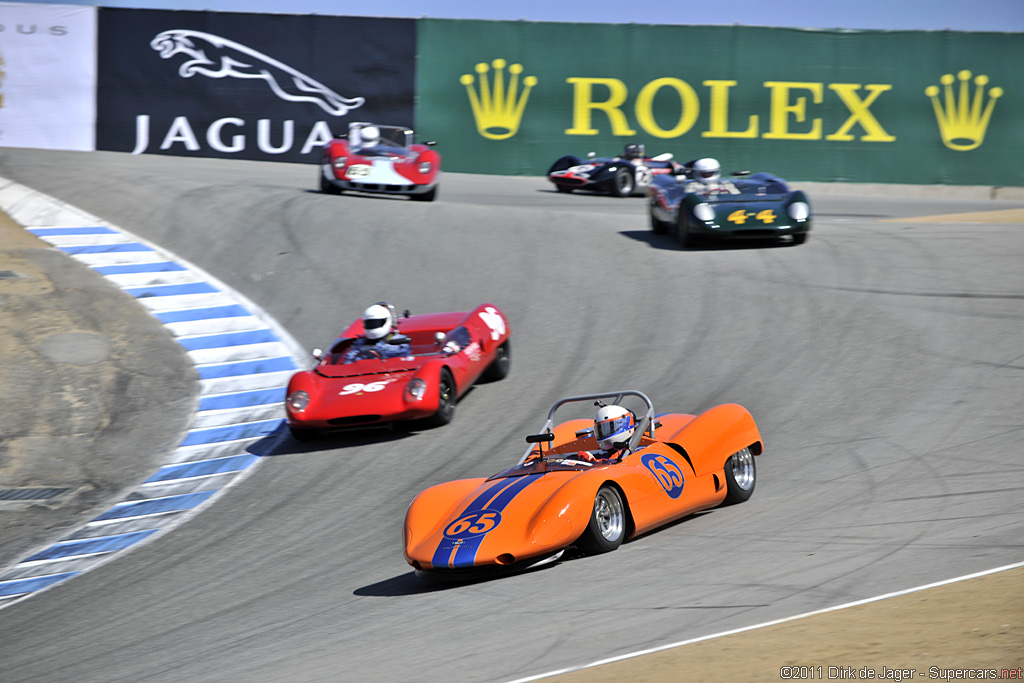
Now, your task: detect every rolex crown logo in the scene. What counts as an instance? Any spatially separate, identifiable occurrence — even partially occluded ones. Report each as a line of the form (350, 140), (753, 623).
(461, 59), (537, 140)
(925, 70), (1003, 152)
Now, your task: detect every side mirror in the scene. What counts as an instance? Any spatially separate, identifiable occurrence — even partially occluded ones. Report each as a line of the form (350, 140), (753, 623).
(525, 433), (555, 444)
(732, 170), (751, 177)
(312, 348), (323, 360)
(434, 332), (446, 346)
(587, 152), (596, 159)
(424, 141), (437, 147)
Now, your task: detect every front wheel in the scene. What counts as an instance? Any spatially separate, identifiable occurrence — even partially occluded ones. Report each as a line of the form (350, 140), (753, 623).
(576, 486), (626, 554)
(289, 425), (320, 442)
(792, 232), (808, 245)
(676, 215), (691, 249)
(319, 170), (341, 195)
(650, 204), (669, 235)
(723, 447), (756, 504)
(410, 186), (438, 202)
(610, 167), (635, 197)
(425, 369), (456, 427)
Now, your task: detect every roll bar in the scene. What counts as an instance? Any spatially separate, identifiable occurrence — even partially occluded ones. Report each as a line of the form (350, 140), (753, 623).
(519, 390), (655, 464)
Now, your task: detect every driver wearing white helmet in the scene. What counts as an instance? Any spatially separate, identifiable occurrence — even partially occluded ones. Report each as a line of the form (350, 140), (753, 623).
(577, 404), (636, 462)
(680, 157), (740, 194)
(343, 303), (411, 363)
(348, 123), (382, 152)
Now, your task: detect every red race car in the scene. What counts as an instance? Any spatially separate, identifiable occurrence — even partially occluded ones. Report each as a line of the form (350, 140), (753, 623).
(285, 303), (510, 440)
(318, 122), (441, 201)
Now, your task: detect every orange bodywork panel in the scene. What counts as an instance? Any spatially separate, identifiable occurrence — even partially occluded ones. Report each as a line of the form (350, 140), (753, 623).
(404, 403), (763, 573)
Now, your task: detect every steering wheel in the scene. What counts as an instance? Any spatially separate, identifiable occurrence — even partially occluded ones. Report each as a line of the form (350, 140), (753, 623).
(356, 348), (383, 361)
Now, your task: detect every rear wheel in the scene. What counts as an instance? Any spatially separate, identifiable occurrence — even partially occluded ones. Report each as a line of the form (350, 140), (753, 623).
(723, 447), (756, 504)
(425, 369), (456, 427)
(610, 167), (635, 197)
(555, 185), (573, 193)
(577, 486), (626, 554)
(792, 232), (808, 245)
(481, 340), (511, 382)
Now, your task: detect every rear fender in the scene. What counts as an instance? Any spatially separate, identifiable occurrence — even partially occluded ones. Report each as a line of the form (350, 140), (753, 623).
(669, 403), (763, 476)
(465, 303), (510, 353)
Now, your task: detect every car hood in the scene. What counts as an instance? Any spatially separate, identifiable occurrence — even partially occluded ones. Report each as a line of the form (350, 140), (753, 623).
(315, 355), (433, 379)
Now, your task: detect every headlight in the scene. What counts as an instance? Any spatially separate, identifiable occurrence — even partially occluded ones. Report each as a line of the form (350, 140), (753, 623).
(287, 390), (309, 412)
(693, 203), (716, 222)
(788, 201), (810, 221)
(332, 156), (347, 169)
(405, 378), (427, 401)
(419, 161), (432, 174)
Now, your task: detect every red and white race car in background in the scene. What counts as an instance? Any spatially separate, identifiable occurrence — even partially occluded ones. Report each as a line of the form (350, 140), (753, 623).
(319, 122), (441, 201)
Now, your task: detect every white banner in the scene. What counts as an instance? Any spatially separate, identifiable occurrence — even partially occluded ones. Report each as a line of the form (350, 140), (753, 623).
(0, 3), (96, 150)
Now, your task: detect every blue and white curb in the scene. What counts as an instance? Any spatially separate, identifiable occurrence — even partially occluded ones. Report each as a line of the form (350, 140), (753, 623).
(0, 178), (309, 609)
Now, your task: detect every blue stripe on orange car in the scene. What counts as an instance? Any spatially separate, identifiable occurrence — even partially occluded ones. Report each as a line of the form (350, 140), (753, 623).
(431, 474), (542, 569)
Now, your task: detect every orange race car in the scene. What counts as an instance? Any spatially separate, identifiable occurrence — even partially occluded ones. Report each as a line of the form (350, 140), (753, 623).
(403, 390), (764, 578)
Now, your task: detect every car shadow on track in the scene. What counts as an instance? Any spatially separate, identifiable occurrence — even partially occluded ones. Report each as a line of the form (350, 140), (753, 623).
(354, 512), (718, 596)
(620, 230), (799, 251)
(262, 427), (416, 456)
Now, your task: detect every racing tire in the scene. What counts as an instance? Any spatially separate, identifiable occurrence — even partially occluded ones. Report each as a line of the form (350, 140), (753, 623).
(289, 425), (320, 442)
(425, 369), (456, 427)
(319, 171), (342, 195)
(676, 216), (692, 249)
(410, 186), (437, 202)
(481, 340), (511, 382)
(610, 167), (635, 197)
(792, 232), (808, 245)
(723, 447), (756, 505)
(649, 205), (669, 235)
(577, 486), (626, 555)
(555, 185), (574, 194)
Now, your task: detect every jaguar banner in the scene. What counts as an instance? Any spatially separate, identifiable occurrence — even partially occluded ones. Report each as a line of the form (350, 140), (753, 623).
(416, 20), (1023, 186)
(0, 2), (96, 151)
(96, 9), (416, 162)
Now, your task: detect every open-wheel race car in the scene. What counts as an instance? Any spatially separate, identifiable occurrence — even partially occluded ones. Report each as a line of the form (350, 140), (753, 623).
(403, 390), (763, 578)
(285, 303), (510, 440)
(318, 122), (441, 201)
(547, 143), (684, 197)
(648, 158), (811, 247)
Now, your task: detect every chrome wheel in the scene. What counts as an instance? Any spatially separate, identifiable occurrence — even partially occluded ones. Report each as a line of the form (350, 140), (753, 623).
(594, 487), (625, 542)
(729, 448), (755, 490)
(723, 446), (757, 504)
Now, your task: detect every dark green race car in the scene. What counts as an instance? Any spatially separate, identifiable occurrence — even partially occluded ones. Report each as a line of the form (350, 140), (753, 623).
(648, 170), (811, 248)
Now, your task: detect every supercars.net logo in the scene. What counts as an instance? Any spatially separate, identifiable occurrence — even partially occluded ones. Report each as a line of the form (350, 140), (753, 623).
(150, 29), (365, 116)
(925, 70), (1003, 151)
(460, 59), (537, 140)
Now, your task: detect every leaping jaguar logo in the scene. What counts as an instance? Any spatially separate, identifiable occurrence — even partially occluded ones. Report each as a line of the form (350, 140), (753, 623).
(150, 29), (365, 116)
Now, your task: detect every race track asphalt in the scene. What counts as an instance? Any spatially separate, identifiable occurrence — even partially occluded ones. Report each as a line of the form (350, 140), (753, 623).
(0, 149), (1020, 682)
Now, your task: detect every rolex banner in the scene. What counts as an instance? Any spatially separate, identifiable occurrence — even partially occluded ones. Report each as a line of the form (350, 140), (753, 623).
(96, 9), (415, 162)
(415, 20), (1023, 186)
(0, 3), (96, 151)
